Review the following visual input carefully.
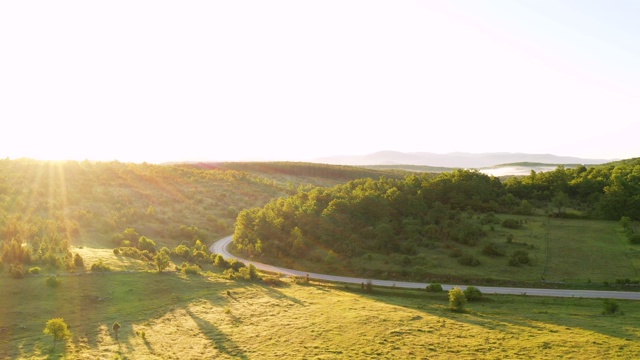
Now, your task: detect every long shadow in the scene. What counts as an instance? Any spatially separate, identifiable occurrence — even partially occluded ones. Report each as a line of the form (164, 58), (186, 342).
(340, 286), (640, 341)
(184, 308), (248, 359)
(259, 283), (306, 306)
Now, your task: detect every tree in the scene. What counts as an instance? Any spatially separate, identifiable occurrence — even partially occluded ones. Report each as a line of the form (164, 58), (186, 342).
(112, 321), (121, 340)
(155, 251), (170, 273)
(552, 191), (570, 216)
(43, 318), (71, 350)
(464, 286), (482, 301)
(602, 299), (619, 315)
(448, 287), (467, 312)
(137, 236), (156, 252)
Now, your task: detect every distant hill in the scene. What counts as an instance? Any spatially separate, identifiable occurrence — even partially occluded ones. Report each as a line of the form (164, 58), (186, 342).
(314, 151), (612, 168)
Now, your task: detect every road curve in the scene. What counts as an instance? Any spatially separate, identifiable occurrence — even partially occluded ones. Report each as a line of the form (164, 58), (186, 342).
(211, 235), (640, 301)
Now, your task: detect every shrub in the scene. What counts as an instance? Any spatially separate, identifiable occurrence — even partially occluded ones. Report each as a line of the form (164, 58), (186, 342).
(501, 218), (522, 229)
(449, 287), (467, 312)
(181, 263), (201, 275)
(73, 253), (84, 268)
(481, 243), (504, 257)
(480, 212), (500, 225)
(90, 259), (111, 272)
(508, 250), (530, 266)
(228, 258), (246, 271)
(174, 244), (191, 260)
(137, 236), (156, 252)
(28, 267), (41, 275)
(46, 276), (61, 288)
(214, 254), (229, 269)
(223, 268), (240, 280)
(458, 254), (480, 267)
(464, 286), (482, 301)
(426, 283), (443, 292)
(602, 299), (619, 315)
(116, 246), (153, 261)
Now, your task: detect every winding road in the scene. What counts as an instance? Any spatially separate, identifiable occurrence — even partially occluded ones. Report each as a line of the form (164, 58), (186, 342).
(211, 235), (640, 301)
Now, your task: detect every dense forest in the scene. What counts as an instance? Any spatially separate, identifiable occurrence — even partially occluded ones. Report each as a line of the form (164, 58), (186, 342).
(233, 160), (640, 267)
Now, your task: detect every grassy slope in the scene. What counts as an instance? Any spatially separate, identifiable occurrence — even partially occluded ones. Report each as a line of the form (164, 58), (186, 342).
(1, 272), (638, 359)
(266, 215), (639, 286)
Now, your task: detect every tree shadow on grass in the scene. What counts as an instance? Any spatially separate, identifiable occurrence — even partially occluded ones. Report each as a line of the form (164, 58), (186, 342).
(260, 284), (306, 306)
(341, 286), (640, 341)
(184, 308), (248, 359)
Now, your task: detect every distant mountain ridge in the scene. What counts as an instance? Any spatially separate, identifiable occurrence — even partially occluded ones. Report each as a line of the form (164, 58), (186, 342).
(313, 151), (612, 168)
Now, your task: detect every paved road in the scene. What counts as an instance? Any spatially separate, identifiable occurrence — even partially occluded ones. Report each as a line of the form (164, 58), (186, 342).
(211, 235), (640, 301)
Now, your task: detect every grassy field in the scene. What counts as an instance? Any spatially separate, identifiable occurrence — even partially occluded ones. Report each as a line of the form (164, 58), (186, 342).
(1, 270), (639, 359)
(268, 215), (640, 287)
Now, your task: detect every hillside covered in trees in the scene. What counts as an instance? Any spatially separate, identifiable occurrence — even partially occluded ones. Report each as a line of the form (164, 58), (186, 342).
(0, 159), (398, 274)
(233, 161), (640, 282)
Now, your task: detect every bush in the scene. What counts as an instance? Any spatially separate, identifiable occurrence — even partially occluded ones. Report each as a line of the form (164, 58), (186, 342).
(464, 286), (482, 301)
(28, 267), (41, 275)
(508, 250), (530, 266)
(214, 254), (230, 269)
(480, 212), (500, 225)
(116, 247), (154, 261)
(174, 244), (191, 260)
(481, 243), (504, 257)
(457, 254), (480, 267)
(90, 259), (111, 272)
(73, 253), (84, 268)
(46, 276), (61, 288)
(181, 262), (201, 275)
(501, 218), (522, 229)
(449, 287), (467, 312)
(426, 283), (443, 292)
(228, 258), (246, 271)
(602, 299), (619, 315)
(137, 236), (157, 252)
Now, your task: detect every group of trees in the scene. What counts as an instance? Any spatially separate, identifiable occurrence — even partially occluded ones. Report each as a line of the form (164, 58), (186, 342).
(233, 171), (506, 260)
(504, 160), (640, 220)
(234, 162), (640, 269)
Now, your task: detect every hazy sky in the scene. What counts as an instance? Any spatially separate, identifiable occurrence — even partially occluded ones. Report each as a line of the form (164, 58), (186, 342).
(1, 1), (639, 163)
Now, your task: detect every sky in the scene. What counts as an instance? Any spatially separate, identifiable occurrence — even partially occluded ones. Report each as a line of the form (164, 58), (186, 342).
(1, 1), (639, 163)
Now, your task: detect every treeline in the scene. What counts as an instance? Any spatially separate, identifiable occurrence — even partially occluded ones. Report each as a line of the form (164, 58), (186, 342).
(193, 162), (408, 185)
(504, 160), (640, 219)
(234, 162), (640, 261)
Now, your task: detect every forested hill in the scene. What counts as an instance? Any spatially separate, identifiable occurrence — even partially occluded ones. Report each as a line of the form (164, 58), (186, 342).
(0, 159), (405, 272)
(233, 163), (640, 262)
(188, 162), (408, 185)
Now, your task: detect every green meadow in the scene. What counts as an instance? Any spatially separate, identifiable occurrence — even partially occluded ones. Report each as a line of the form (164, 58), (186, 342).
(1, 271), (639, 359)
(272, 215), (639, 287)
